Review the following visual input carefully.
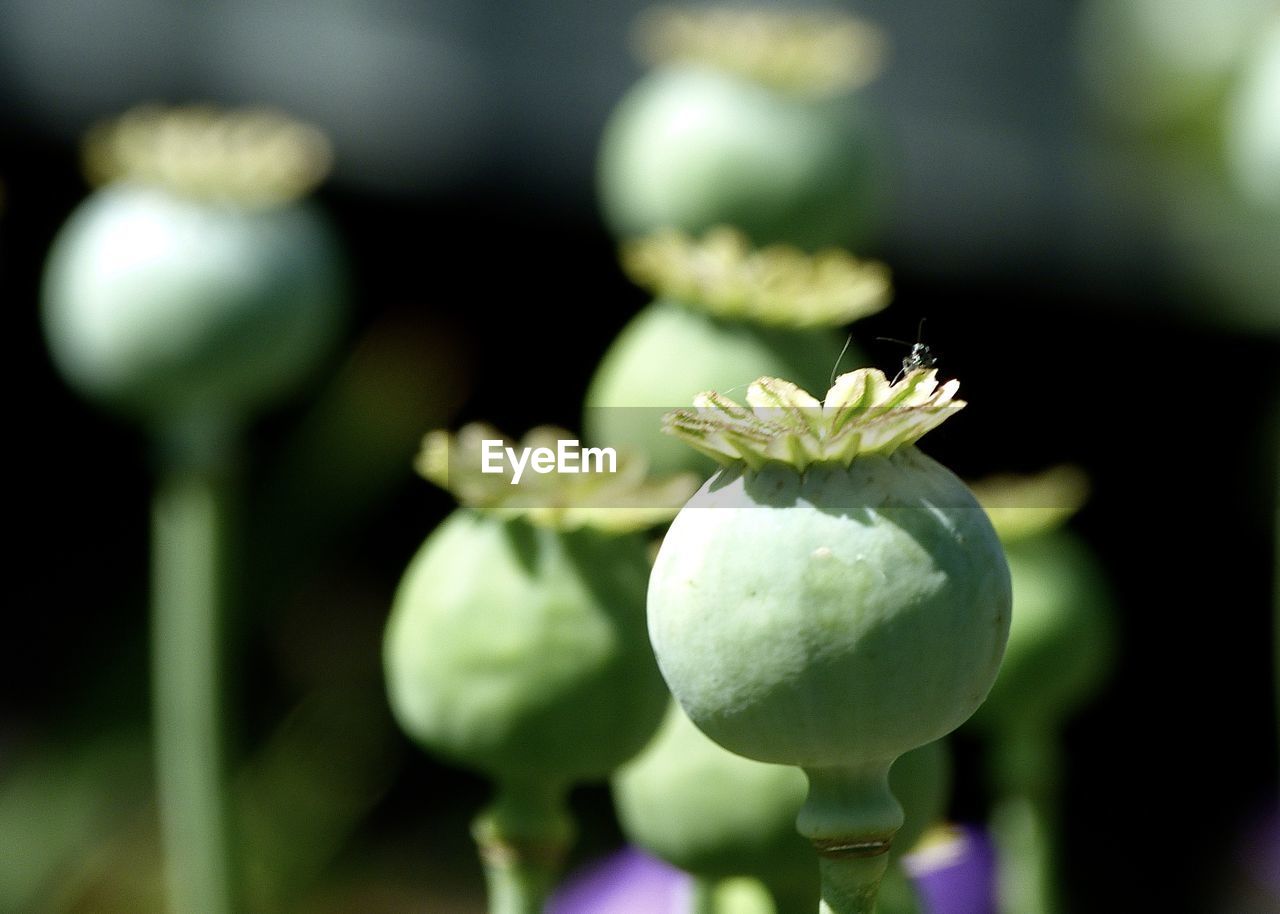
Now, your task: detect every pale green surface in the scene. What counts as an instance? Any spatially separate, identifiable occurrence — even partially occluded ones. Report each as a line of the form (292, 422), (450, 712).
(42, 183), (344, 424)
(584, 299), (849, 476)
(649, 451), (1010, 766)
(383, 511), (668, 782)
(599, 65), (884, 251)
(1227, 21), (1280, 210)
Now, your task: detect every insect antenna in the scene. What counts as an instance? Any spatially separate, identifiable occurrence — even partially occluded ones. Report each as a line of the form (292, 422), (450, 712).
(829, 333), (855, 388)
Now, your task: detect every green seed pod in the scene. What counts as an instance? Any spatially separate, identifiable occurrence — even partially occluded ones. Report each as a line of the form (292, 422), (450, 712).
(965, 468), (1116, 914)
(585, 229), (889, 476)
(598, 9), (888, 249)
(41, 106), (345, 427)
(613, 700), (814, 912)
(653, 458), (1004, 775)
(648, 370), (1010, 913)
(384, 426), (691, 914)
(614, 700), (952, 914)
(385, 509), (667, 782)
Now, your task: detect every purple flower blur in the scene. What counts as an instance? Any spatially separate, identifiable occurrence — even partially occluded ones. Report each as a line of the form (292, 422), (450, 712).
(549, 846), (692, 914)
(902, 824), (997, 914)
(551, 830), (1000, 914)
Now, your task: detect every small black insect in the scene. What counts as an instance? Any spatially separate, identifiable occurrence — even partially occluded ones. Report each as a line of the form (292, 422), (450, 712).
(877, 320), (938, 383)
(899, 340), (938, 375)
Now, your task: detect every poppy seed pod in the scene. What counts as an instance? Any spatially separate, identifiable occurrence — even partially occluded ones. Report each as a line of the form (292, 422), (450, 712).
(384, 426), (693, 914)
(384, 510), (668, 784)
(647, 370), (1010, 913)
(614, 701), (816, 913)
(598, 9), (889, 250)
(41, 106), (345, 427)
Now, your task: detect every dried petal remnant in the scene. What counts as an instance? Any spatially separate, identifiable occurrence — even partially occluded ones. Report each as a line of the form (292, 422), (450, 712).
(83, 105), (332, 206)
(969, 465), (1090, 543)
(635, 6), (887, 95)
(622, 227), (891, 329)
(664, 368), (964, 470)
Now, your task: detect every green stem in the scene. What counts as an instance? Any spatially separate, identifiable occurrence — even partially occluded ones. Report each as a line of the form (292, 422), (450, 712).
(472, 778), (574, 914)
(816, 857), (886, 914)
(988, 728), (1061, 914)
(151, 426), (239, 914)
(799, 764), (902, 914)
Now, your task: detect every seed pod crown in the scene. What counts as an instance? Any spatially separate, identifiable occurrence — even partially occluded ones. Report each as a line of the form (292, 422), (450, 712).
(663, 367), (964, 471)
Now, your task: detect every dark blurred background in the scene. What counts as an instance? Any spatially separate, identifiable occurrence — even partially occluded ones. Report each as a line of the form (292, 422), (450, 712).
(3, 0), (1278, 912)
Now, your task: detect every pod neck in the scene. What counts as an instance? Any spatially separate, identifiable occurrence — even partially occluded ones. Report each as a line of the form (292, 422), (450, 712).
(800, 762), (903, 914)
